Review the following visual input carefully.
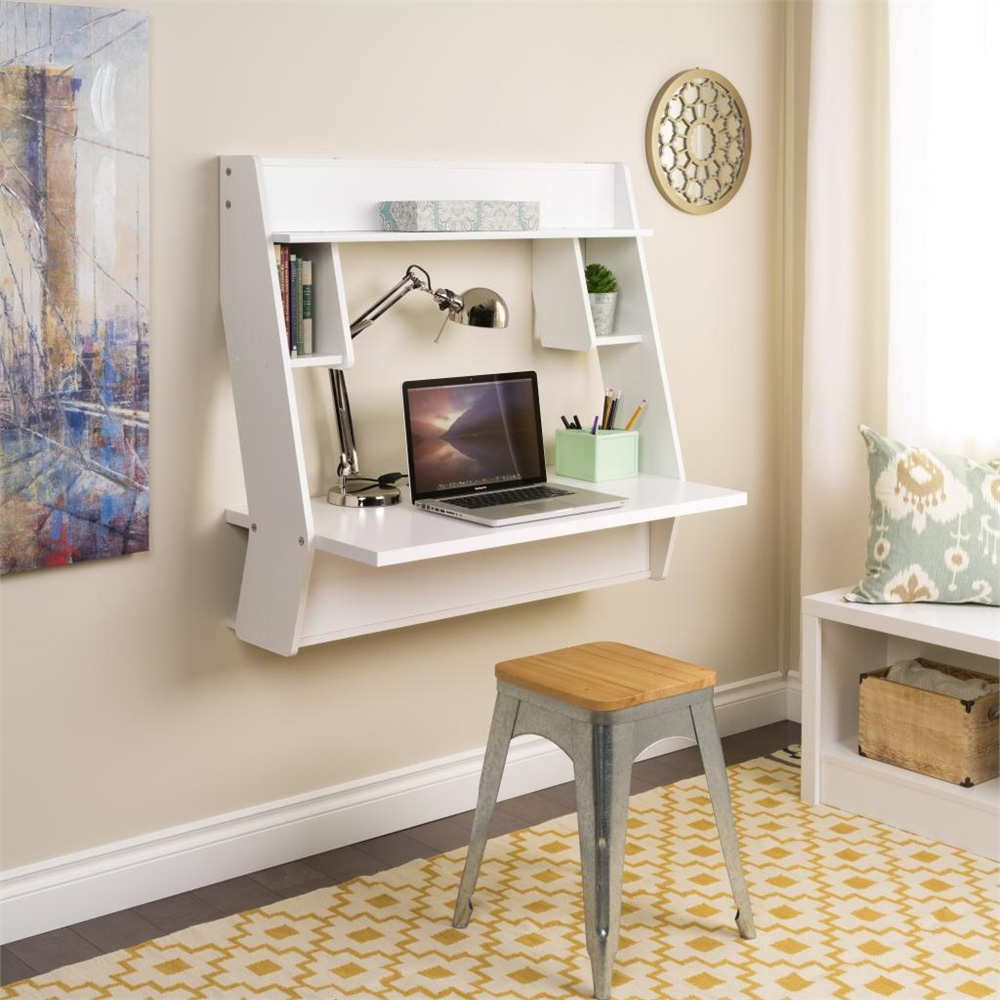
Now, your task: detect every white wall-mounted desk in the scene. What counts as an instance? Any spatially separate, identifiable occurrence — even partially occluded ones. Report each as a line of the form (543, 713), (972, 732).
(220, 157), (748, 655)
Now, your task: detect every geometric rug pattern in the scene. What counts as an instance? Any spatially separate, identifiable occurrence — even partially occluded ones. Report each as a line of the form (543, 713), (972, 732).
(3, 749), (998, 999)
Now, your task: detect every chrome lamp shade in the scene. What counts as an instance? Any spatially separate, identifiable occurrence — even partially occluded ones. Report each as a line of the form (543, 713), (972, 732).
(446, 287), (508, 329)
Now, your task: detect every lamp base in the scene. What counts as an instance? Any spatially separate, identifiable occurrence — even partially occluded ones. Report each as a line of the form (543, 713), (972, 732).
(327, 476), (402, 508)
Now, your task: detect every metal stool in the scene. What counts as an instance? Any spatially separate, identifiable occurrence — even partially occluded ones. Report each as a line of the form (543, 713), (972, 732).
(452, 642), (755, 1000)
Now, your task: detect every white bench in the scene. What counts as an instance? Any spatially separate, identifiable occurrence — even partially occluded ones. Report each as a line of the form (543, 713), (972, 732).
(801, 588), (1000, 859)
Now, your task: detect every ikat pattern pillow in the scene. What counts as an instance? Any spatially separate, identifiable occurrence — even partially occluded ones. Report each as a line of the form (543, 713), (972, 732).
(846, 426), (1000, 606)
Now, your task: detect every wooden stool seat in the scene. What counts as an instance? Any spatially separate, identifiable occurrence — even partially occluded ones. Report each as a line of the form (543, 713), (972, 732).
(496, 641), (716, 711)
(454, 642), (755, 1000)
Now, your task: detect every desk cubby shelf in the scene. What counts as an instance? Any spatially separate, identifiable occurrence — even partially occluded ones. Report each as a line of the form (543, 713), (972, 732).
(220, 158), (747, 655)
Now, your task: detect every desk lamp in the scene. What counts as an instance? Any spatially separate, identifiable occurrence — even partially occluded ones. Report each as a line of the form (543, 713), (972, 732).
(328, 264), (509, 508)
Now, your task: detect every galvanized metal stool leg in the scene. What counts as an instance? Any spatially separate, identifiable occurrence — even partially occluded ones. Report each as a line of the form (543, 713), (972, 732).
(573, 719), (635, 1000)
(690, 697), (756, 939)
(453, 691), (520, 929)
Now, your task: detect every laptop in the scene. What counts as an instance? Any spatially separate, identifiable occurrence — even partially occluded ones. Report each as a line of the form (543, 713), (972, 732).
(401, 371), (626, 527)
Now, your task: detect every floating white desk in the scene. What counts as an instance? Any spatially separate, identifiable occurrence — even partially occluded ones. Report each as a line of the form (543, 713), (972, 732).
(220, 157), (748, 655)
(225, 473), (746, 652)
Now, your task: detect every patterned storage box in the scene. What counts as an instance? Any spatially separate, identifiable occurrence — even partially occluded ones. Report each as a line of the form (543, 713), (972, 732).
(378, 200), (540, 232)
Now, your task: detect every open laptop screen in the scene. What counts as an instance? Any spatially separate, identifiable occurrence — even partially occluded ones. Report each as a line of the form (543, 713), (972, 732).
(402, 371), (546, 501)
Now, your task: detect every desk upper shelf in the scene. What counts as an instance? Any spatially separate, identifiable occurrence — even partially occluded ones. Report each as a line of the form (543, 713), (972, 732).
(271, 228), (653, 243)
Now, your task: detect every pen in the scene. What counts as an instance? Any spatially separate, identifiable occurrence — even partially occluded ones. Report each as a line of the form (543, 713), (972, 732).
(601, 389), (614, 430)
(561, 415), (572, 429)
(608, 389), (621, 429)
(572, 415), (582, 429)
(591, 415), (599, 435)
(624, 398), (647, 431)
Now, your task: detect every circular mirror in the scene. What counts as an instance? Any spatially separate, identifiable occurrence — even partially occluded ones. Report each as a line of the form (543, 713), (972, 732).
(646, 68), (751, 214)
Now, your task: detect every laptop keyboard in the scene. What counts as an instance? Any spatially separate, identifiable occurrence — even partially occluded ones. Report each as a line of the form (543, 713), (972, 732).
(444, 485), (572, 509)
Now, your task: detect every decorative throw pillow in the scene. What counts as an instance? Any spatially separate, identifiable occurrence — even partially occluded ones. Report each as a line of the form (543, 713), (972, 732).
(846, 426), (1000, 606)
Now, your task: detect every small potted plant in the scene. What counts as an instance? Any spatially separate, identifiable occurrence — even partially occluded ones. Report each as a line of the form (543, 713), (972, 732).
(585, 262), (618, 336)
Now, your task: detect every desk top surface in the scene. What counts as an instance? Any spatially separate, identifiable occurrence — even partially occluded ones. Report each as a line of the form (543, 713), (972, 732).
(227, 473), (747, 568)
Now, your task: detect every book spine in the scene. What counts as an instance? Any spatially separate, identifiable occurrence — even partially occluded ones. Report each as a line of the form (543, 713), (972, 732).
(295, 256), (304, 356)
(289, 253), (299, 356)
(301, 259), (313, 356)
(273, 244), (284, 349)
(279, 245), (291, 352)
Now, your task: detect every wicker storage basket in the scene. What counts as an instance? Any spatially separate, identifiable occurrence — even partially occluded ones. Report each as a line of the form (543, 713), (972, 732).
(859, 659), (999, 787)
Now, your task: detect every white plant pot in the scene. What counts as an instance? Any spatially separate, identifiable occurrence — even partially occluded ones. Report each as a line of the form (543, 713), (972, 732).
(589, 292), (617, 336)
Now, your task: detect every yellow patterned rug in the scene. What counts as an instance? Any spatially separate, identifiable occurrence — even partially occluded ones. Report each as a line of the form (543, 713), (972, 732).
(4, 750), (999, 999)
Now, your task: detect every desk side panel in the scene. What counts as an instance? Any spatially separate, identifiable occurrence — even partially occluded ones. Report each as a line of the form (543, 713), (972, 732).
(221, 157), (313, 655)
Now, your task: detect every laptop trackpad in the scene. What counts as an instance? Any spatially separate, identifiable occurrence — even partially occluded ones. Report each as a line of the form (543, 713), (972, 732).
(519, 500), (574, 514)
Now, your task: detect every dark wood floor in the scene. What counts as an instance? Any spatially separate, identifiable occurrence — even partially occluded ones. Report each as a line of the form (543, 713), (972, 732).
(0, 721), (800, 986)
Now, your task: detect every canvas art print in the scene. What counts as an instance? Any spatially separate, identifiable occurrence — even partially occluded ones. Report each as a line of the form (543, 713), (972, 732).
(0, 3), (149, 575)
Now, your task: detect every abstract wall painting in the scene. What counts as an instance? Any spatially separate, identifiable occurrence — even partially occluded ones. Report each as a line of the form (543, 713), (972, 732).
(0, 4), (149, 575)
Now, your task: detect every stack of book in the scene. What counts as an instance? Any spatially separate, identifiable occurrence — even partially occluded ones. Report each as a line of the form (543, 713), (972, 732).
(273, 244), (313, 357)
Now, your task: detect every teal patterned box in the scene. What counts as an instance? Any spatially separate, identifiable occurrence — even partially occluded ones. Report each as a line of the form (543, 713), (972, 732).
(378, 200), (540, 232)
(555, 429), (638, 482)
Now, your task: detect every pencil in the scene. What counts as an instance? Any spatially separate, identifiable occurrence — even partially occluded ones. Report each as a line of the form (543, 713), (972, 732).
(624, 399), (647, 431)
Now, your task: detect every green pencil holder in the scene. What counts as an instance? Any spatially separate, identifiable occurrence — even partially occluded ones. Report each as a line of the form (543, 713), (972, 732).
(555, 429), (639, 482)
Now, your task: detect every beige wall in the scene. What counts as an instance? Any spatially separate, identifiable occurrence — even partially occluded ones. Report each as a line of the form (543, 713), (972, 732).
(0, 0), (785, 869)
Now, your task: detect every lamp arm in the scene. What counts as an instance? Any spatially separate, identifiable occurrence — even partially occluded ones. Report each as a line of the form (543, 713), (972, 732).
(349, 265), (463, 339)
(349, 266), (427, 338)
(335, 269), (426, 484)
(330, 264), (468, 499)
(330, 368), (359, 478)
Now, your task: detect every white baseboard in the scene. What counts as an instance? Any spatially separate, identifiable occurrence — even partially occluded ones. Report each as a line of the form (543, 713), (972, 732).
(0, 670), (792, 943)
(785, 670), (802, 723)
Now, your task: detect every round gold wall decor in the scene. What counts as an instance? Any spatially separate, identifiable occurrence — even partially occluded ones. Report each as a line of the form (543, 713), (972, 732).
(645, 68), (751, 214)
